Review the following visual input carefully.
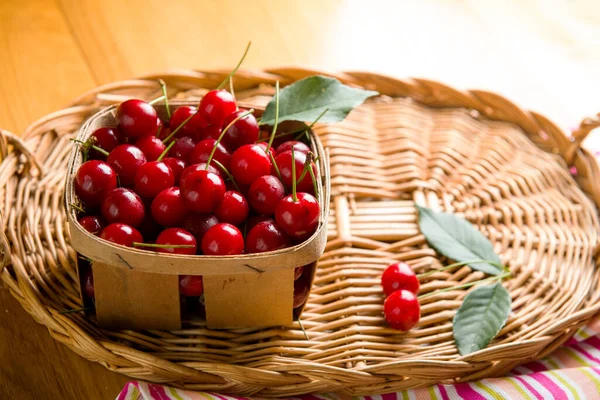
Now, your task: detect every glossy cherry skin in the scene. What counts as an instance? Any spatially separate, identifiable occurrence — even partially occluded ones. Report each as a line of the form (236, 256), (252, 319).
(199, 124), (222, 141)
(156, 228), (197, 255)
(246, 215), (274, 231)
(381, 262), (419, 296)
(116, 99), (159, 140)
(78, 216), (104, 236)
(201, 223), (244, 255)
(275, 140), (311, 155)
(162, 157), (186, 182)
(168, 137), (196, 163)
(230, 144), (272, 185)
(135, 136), (166, 161)
(106, 144), (147, 187)
(247, 175), (286, 215)
(179, 275), (204, 297)
(273, 150), (316, 193)
(275, 193), (320, 239)
(293, 271), (311, 308)
(197, 90), (237, 127)
(89, 127), (120, 159)
(182, 213), (219, 244)
(134, 161), (175, 198)
(82, 267), (95, 298)
(189, 139), (232, 171)
(383, 289), (420, 331)
(245, 220), (290, 253)
(222, 110), (259, 150)
(101, 188), (145, 227)
(256, 142), (276, 159)
(100, 223), (143, 247)
(74, 160), (118, 207)
(294, 265), (304, 280)
(169, 106), (201, 140)
(180, 170), (226, 213)
(214, 191), (249, 225)
(179, 163), (220, 184)
(151, 187), (188, 226)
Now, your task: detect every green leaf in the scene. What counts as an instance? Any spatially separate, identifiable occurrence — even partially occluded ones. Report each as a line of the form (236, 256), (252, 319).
(260, 76), (378, 125)
(453, 283), (512, 355)
(416, 205), (502, 275)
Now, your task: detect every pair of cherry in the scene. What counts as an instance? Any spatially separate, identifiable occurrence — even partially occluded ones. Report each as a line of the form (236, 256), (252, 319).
(381, 262), (421, 331)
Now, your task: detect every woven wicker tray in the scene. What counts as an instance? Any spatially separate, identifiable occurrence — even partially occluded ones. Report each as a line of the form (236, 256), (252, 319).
(2, 69), (600, 397)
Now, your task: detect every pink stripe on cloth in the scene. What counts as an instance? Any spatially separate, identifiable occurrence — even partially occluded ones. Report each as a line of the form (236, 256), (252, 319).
(527, 372), (568, 399)
(453, 382), (486, 399)
(513, 376), (544, 400)
(436, 384), (451, 400)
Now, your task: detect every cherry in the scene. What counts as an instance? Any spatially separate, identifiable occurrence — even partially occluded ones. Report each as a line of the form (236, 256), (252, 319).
(276, 140), (311, 155)
(189, 139), (232, 170)
(275, 192), (319, 239)
(162, 157), (186, 182)
(89, 127), (120, 159)
(168, 136), (196, 163)
(294, 265), (304, 280)
(155, 228), (197, 255)
(197, 90), (237, 127)
(100, 223), (143, 247)
(201, 223), (244, 255)
(180, 170), (226, 213)
(179, 275), (203, 297)
(293, 272), (311, 308)
(247, 175), (286, 215)
(78, 216), (104, 235)
(245, 220), (290, 253)
(273, 150), (316, 193)
(138, 214), (162, 241)
(134, 161), (175, 198)
(182, 213), (219, 244)
(106, 144), (147, 187)
(151, 187), (188, 226)
(230, 144), (272, 185)
(199, 124), (222, 141)
(169, 106), (200, 140)
(74, 160), (118, 207)
(214, 191), (249, 225)
(101, 188), (145, 227)
(381, 262), (419, 296)
(383, 289), (420, 331)
(116, 99), (159, 140)
(135, 136), (166, 161)
(221, 110), (259, 150)
(82, 268), (95, 299)
(257, 142), (276, 159)
(179, 163), (220, 184)
(246, 215), (274, 230)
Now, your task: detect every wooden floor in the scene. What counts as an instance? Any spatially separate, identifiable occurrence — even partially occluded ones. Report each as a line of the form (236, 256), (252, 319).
(1, 0), (599, 398)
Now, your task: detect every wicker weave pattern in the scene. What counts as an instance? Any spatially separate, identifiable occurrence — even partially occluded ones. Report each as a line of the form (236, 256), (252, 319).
(1, 69), (600, 397)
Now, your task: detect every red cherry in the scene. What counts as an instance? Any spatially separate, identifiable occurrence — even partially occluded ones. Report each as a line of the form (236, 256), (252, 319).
(100, 223), (143, 247)
(222, 110), (259, 150)
(182, 213), (219, 244)
(106, 144), (147, 187)
(168, 137), (196, 163)
(179, 275), (204, 297)
(189, 139), (232, 170)
(273, 150), (316, 193)
(82, 267), (95, 298)
(74, 160), (118, 207)
(162, 157), (186, 182)
(201, 223), (244, 255)
(169, 106), (200, 140)
(198, 124), (222, 141)
(275, 193), (319, 239)
(294, 265), (304, 280)
(257, 142), (276, 159)
(246, 215), (274, 230)
(179, 163), (220, 184)
(197, 90), (237, 127)
(245, 220), (290, 253)
(293, 271), (311, 308)
(134, 161), (175, 198)
(78, 216), (104, 235)
(180, 170), (226, 213)
(231, 144), (272, 185)
(101, 188), (145, 227)
(384, 290), (420, 331)
(247, 175), (286, 215)
(156, 228), (197, 255)
(116, 99), (159, 140)
(151, 187), (188, 226)
(214, 191), (249, 225)
(138, 214), (162, 241)
(135, 136), (166, 161)
(276, 140), (311, 155)
(89, 127), (120, 159)
(381, 262), (419, 297)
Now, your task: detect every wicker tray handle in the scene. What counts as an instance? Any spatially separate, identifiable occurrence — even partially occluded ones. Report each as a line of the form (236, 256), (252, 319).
(566, 113), (600, 165)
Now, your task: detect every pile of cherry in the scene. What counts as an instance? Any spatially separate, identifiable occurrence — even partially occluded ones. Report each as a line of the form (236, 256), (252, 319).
(74, 89), (319, 308)
(381, 262), (420, 331)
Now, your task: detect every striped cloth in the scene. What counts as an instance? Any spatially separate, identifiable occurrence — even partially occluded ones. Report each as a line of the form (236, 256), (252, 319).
(117, 315), (600, 400)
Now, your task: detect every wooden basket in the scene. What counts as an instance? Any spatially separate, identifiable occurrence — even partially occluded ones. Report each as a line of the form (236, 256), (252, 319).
(64, 102), (330, 330)
(1, 68), (600, 397)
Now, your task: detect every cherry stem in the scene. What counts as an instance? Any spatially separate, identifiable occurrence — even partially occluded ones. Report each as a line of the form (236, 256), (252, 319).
(229, 76), (236, 102)
(157, 140), (175, 162)
(148, 95), (166, 106)
(417, 259), (507, 279)
(212, 159), (240, 192)
(291, 145), (298, 202)
(205, 109), (254, 170)
(158, 79), (171, 119)
(417, 270), (511, 300)
(268, 152), (285, 191)
(70, 138), (109, 157)
(71, 203), (85, 213)
(265, 81), (280, 153)
(216, 41), (252, 90)
(156, 122), (163, 138)
(60, 306), (93, 315)
(308, 166), (319, 198)
(297, 152), (314, 183)
(297, 318), (309, 340)
(163, 113), (195, 143)
(132, 242), (195, 249)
